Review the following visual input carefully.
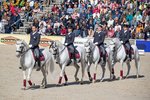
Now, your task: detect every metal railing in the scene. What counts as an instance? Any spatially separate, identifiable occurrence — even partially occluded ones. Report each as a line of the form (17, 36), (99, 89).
(11, 9), (33, 27)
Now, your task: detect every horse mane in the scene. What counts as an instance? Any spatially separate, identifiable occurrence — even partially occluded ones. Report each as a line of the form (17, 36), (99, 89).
(16, 40), (28, 48)
(55, 40), (64, 48)
(113, 38), (121, 47)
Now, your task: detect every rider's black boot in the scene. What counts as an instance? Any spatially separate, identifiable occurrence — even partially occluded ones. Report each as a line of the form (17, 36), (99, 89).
(36, 59), (41, 71)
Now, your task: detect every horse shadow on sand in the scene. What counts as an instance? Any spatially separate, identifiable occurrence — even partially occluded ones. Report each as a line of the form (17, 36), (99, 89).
(27, 75), (144, 90)
(28, 80), (92, 90)
(93, 74), (145, 83)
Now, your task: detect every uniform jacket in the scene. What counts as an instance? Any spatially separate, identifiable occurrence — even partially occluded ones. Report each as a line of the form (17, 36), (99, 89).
(29, 31), (41, 49)
(119, 29), (131, 44)
(64, 32), (75, 46)
(93, 31), (105, 45)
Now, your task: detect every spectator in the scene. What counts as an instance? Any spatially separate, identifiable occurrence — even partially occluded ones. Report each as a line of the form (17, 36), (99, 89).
(46, 24), (54, 35)
(107, 16), (114, 27)
(107, 25), (115, 38)
(71, 10), (79, 20)
(60, 25), (67, 36)
(73, 25), (81, 37)
(114, 26), (122, 38)
(33, 18), (39, 28)
(67, 4), (73, 14)
(136, 22), (144, 38)
(39, 23), (46, 35)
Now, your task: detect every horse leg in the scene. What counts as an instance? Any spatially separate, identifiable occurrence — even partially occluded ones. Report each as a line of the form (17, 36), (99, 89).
(93, 63), (98, 83)
(120, 61), (124, 80)
(87, 64), (92, 82)
(40, 67), (47, 88)
(80, 61), (86, 84)
(58, 64), (66, 85)
(27, 68), (34, 88)
(22, 70), (26, 90)
(135, 56), (140, 78)
(64, 71), (68, 85)
(125, 61), (131, 78)
(74, 63), (80, 82)
(59, 65), (68, 84)
(100, 65), (106, 82)
(107, 58), (115, 80)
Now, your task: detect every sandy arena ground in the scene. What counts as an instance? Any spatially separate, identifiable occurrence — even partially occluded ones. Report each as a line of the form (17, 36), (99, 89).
(0, 45), (150, 100)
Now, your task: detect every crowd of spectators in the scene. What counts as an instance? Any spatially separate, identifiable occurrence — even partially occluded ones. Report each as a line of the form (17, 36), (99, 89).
(0, 0), (150, 39)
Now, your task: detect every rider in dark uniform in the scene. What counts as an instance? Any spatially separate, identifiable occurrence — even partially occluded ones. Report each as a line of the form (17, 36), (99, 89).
(119, 23), (132, 61)
(64, 26), (77, 62)
(93, 23), (106, 64)
(29, 25), (41, 71)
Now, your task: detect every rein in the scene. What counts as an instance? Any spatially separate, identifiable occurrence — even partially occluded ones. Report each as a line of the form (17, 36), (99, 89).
(16, 47), (30, 57)
(115, 43), (122, 53)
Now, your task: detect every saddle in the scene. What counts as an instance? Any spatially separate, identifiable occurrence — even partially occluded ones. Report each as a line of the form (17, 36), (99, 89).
(67, 46), (80, 59)
(98, 47), (108, 58)
(97, 47), (108, 63)
(32, 49), (45, 61)
(123, 45), (134, 55)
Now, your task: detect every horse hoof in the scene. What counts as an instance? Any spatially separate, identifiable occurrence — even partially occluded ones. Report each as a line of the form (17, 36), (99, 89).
(113, 75), (116, 79)
(125, 76), (128, 79)
(80, 82), (83, 85)
(75, 78), (79, 82)
(64, 82), (68, 86)
(40, 85), (46, 89)
(100, 79), (104, 82)
(89, 77), (93, 82)
(119, 77), (124, 80)
(21, 87), (28, 90)
(93, 80), (96, 83)
(32, 83), (35, 87)
(56, 83), (62, 87)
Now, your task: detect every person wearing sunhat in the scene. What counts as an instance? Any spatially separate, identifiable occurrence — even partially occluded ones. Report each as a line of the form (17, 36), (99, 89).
(93, 23), (106, 64)
(64, 26), (77, 63)
(119, 22), (132, 61)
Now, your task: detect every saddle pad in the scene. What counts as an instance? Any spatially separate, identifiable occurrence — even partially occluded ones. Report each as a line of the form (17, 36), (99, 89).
(32, 49), (45, 61)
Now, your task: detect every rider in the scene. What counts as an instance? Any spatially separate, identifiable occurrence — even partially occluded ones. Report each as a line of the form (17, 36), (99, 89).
(29, 25), (41, 71)
(93, 23), (106, 64)
(64, 26), (77, 63)
(119, 22), (132, 61)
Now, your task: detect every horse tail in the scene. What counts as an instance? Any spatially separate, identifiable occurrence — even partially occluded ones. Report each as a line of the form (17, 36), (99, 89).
(132, 45), (140, 77)
(49, 55), (55, 74)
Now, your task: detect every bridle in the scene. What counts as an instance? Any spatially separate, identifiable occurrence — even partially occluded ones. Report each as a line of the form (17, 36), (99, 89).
(16, 43), (30, 56)
(49, 41), (66, 57)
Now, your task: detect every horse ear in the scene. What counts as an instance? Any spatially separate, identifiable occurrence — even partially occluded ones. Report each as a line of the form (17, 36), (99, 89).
(48, 41), (52, 45)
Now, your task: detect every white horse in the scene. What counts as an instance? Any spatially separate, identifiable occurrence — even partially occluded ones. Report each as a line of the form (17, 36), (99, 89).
(49, 40), (86, 85)
(84, 39), (113, 82)
(108, 38), (140, 79)
(16, 40), (54, 89)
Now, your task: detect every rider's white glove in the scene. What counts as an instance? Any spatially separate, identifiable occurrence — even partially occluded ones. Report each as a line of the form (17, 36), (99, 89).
(29, 44), (32, 48)
(95, 42), (98, 45)
(120, 41), (123, 44)
(64, 43), (68, 46)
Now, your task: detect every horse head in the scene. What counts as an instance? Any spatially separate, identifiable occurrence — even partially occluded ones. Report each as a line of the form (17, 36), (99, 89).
(84, 39), (93, 58)
(108, 38), (121, 52)
(16, 40), (28, 57)
(49, 41), (58, 55)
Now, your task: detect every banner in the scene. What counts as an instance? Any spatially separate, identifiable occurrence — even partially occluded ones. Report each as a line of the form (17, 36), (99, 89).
(136, 40), (150, 52)
(61, 37), (135, 47)
(0, 34), (63, 47)
(0, 34), (136, 47)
